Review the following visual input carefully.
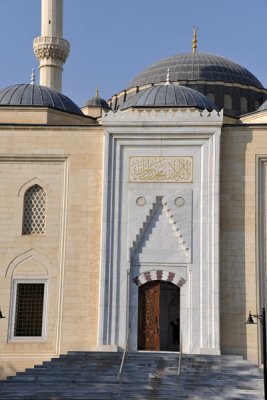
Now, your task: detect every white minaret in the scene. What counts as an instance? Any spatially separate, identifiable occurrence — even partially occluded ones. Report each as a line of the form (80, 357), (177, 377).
(33, 0), (70, 92)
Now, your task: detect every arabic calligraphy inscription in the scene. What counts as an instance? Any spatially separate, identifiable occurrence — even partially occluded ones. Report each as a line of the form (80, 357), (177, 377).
(129, 156), (193, 183)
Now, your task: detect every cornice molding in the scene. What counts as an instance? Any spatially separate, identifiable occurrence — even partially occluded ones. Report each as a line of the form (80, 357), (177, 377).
(103, 108), (223, 126)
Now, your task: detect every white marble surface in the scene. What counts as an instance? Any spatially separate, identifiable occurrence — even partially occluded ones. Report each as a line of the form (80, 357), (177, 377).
(99, 108), (223, 355)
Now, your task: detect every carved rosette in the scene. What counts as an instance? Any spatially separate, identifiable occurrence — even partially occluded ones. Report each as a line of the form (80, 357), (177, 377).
(33, 36), (70, 63)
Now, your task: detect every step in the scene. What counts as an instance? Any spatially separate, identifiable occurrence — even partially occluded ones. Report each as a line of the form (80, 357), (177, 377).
(0, 352), (264, 399)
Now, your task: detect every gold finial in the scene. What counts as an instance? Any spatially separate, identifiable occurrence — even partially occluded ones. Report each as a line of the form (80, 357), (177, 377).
(96, 87), (99, 97)
(192, 27), (198, 54)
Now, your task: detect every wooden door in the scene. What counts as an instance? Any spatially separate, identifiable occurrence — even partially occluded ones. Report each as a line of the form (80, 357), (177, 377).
(160, 282), (180, 351)
(138, 281), (160, 351)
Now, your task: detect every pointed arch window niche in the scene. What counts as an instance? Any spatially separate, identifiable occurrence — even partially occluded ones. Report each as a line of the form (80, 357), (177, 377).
(22, 184), (46, 235)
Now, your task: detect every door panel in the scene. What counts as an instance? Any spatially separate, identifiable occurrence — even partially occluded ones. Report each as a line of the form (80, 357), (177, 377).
(138, 280), (180, 351)
(138, 281), (160, 350)
(160, 281), (180, 351)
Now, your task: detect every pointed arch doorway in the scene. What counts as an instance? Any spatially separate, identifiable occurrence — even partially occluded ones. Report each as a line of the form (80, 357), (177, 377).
(138, 280), (180, 351)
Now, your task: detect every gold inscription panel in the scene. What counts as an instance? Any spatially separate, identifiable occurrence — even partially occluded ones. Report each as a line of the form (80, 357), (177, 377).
(129, 156), (193, 183)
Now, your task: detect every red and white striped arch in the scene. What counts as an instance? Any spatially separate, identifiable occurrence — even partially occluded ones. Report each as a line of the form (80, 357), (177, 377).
(133, 270), (186, 288)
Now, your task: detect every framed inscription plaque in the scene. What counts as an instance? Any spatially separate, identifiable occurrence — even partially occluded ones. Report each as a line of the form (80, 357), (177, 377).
(129, 156), (193, 183)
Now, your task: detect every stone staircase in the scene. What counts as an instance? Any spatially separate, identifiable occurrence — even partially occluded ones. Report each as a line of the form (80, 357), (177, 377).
(0, 352), (264, 399)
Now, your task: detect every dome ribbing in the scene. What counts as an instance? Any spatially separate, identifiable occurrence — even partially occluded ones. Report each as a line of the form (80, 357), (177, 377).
(0, 84), (82, 115)
(84, 95), (110, 109)
(120, 83), (217, 111)
(129, 53), (264, 89)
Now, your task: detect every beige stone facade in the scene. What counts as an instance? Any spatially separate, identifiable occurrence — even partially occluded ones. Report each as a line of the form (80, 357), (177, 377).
(0, 0), (267, 378)
(0, 106), (266, 378)
(0, 110), (103, 378)
(220, 117), (267, 363)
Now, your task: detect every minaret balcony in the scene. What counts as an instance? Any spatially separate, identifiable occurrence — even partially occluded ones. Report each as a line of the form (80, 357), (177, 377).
(33, 36), (70, 63)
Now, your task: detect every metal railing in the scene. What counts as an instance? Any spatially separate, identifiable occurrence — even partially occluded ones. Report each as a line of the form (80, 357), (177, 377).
(177, 330), (183, 376)
(118, 329), (131, 384)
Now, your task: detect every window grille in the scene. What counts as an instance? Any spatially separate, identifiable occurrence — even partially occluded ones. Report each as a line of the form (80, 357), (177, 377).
(207, 93), (215, 103)
(255, 100), (260, 110)
(22, 184), (46, 234)
(240, 97), (248, 113)
(224, 94), (232, 110)
(14, 283), (45, 337)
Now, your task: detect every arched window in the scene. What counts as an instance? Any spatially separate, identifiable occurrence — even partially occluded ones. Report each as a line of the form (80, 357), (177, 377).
(207, 93), (215, 103)
(240, 96), (248, 114)
(224, 94), (232, 110)
(22, 184), (46, 235)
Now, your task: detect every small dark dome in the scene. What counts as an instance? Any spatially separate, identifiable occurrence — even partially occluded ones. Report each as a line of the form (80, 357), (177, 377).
(84, 95), (110, 109)
(129, 53), (263, 89)
(0, 84), (83, 115)
(120, 83), (217, 111)
(258, 100), (267, 112)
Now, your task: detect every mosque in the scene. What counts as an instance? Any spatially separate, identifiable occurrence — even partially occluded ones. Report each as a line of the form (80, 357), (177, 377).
(1, 0), (267, 378)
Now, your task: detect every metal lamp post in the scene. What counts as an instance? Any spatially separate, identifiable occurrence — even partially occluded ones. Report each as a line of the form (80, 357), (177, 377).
(0, 307), (5, 319)
(246, 307), (266, 400)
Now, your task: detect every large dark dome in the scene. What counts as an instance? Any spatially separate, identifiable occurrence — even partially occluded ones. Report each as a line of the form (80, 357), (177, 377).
(111, 52), (267, 116)
(121, 83), (217, 111)
(0, 84), (82, 115)
(129, 53), (263, 89)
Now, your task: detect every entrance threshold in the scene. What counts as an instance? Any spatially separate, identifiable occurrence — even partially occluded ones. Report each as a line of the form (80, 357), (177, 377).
(137, 350), (180, 354)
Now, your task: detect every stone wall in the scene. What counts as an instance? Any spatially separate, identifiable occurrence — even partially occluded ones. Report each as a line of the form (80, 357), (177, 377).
(0, 125), (103, 378)
(220, 124), (267, 364)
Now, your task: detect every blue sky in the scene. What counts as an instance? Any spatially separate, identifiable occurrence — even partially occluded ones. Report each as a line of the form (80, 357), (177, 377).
(0, 0), (267, 107)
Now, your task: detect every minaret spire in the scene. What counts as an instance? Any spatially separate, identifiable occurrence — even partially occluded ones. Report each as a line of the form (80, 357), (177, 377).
(33, 0), (70, 92)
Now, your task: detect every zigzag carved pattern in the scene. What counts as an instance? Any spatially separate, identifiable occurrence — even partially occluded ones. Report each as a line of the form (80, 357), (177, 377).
(130, 196), (190, 262)
(162, 200), (190, 258)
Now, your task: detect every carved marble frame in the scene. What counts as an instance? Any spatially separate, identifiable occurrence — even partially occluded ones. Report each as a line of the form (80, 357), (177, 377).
(99, 109), (222, 354)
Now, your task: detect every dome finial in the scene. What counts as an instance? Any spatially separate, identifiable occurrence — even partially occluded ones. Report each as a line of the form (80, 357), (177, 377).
(192, 27), (198, 54)
(165, 68), (170, 85)
(31, 68), (36, 85)
(96, 87), (99, 97)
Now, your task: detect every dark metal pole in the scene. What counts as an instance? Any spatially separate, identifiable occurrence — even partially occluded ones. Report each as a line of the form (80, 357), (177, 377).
(262, 308), (267, 400)
(246, 308), (267, 398)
